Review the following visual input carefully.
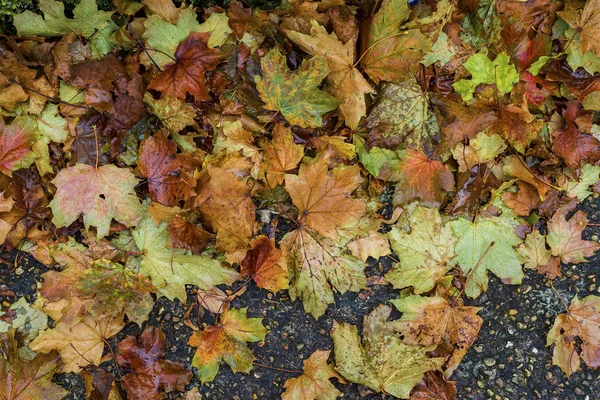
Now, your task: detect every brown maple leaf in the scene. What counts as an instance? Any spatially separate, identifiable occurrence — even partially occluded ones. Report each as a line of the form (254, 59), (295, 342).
(393, 150), (454, 208)
(137, 134), (202, 206)
(149, 32), (221, 101)
(410, 371), (457, 400)
(284, 153), (366, 238)
(547, 209), (600, 264)
(502, 181), (541, 216)
(241, 235), (288, 293)
(117, 326), (192, 400)
(547, 295), (600, 376)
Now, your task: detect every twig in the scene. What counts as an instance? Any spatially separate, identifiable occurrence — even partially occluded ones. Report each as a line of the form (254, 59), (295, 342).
(252, 361), (302, 374)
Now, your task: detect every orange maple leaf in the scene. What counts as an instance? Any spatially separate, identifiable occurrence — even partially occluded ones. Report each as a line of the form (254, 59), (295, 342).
(393, 150), (454, 207)
(284, 154), (365, 238)
(241, 235), (288, 293)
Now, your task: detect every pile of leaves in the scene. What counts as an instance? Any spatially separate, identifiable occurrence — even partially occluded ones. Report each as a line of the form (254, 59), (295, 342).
(1, 0), (600, 398)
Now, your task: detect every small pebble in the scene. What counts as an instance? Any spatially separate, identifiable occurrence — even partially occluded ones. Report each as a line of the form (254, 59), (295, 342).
(483, 358), (496, 367)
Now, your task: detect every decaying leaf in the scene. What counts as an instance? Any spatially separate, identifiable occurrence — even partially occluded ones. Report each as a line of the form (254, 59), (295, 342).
(241, 235), (288, 293)
(546, 209), (600, 264)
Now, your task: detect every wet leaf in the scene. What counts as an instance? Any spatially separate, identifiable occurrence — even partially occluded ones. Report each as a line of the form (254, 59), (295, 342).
(282, 350), (344, 400)
(547, 209), (600, 264)
(241, 235), (288, 293)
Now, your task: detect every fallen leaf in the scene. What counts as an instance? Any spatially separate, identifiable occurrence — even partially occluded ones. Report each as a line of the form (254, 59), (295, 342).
(517, 230), (551, 271)
(256, 48), (339, 128)
(132, 215), (238, 302)
(347, 231), (391, 263)
(386, 203), (456, 293)
(285, 154), (365, 238)
(360, 0), (431, 83)
(168, 215), (210, 254)
(188, 307), (267, 383)
(546, 209), (600, 264)
(117, 326), (192, 399)
(392, 150), (454, 208)
(149, 32), (221, 101)
(282, 350), (344, 400)
(0, 330), (67, 400)
(286, 20), (373, 129)
(281, 227), (365, 319)
(547, 295), (600, 376)
(390, 294), (482, 377)
(331, 304), (445, 399)
(0, 120), (36, 177)
(241, 235), (288, 293)
(450, 216), (524, 298)
(260, 123), (305, 187)
(30, 311), (125, 372)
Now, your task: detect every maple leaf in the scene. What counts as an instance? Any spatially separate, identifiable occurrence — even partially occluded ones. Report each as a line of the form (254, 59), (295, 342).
(360, 0), (431, 83)
(137, 134), (201, 206)
(392, 150), (455, 208)
(149, 32), (221, 101)
(559, 164), (600, 201)
(453, 52), (519, 102)
(284, 154), (365, 238)
(29, 311), (125, 372)
(450, 216), (524, 298)
(286, 20), (373, 130)
(0, 331), (67, 400)
(501, 181), (541, 217)
(281, 227), (366, 319)
(117, 326), (192, 399)
(131, 215), (239, 302)
(214, 121), (262, 176)
(331, 305), (446, 399)
(386, 203), (456, 293)
(0, 297), (48, 342)
(366, 79), (440, 153)
(547, 295), (600, 376)
(0, 120), (36, 177)
(13, 0), (114, 37)
(282, 350), (344, 400)
(255, 48), (339, 128)
(546, 209), (600, 264)
(188, 307), (267, 383)
(194, 166), (258, 262)
(241, 235), (288, 293)
(517, 230), (551, 271)
(259, 123), (305, 187)
(560, 0), (600, 56)
(390, 295), (483, 377)
(49, 164), (145, 239)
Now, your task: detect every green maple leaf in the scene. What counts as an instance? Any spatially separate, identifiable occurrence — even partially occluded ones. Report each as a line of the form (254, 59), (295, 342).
(13, 0), (114, 37)
(450, 217), (524, 298)
(453, 52), (519, 101)
(386, 203), (457, 294)
(256, 48), (339, 128)
(560, 164), (600, 201)
(132, 215), (239, 302)
(331, 305), (445, 399)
